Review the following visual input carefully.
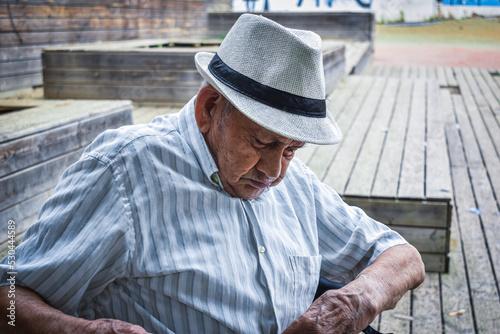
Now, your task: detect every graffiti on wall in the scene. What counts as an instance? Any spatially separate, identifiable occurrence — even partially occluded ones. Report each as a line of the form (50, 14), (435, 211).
(235, 0), (372, 12)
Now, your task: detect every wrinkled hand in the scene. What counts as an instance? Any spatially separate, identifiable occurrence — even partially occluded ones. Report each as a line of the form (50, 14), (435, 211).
(282, 287), (377, 334)
(84, 318), (152, 334)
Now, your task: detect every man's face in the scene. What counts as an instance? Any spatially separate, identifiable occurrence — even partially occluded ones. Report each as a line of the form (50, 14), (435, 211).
(201, 100), (304, 200)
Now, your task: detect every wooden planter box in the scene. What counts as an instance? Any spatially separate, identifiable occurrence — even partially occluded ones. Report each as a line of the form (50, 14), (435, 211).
(42, 38), (346, 104)
(0, 100), (133, 250)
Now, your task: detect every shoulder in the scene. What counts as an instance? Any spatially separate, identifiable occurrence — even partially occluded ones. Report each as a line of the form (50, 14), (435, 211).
(82, 114), (183, 166)
(284, 158), (320, 188)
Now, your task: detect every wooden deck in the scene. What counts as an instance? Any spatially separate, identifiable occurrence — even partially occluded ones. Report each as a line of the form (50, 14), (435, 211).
(352, 65), (500, 333)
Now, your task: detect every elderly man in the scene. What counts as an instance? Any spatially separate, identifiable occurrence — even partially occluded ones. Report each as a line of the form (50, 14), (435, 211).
(0, 14), (424, 334)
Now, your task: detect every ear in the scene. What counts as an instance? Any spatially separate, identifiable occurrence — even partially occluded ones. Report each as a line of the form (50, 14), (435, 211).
(194, 84), (224, 134)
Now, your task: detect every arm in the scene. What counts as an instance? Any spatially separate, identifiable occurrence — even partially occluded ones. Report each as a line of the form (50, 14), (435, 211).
(0, 286), (150, 334)
(283, 243), (425, 334)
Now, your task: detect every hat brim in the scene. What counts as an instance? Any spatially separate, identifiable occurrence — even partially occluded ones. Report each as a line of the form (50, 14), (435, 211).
(194, 52), (342, 145)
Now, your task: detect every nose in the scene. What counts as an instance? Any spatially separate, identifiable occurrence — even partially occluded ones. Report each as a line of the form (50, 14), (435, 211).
(256, 147), (282, 180)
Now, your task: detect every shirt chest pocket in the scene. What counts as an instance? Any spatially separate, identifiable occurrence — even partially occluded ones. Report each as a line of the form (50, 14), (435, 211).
(288, 255), (322, 316)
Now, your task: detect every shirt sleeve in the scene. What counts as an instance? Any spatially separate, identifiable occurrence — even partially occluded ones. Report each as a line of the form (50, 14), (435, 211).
(0, 154), (134, 316)
(303, 164), (408, 283)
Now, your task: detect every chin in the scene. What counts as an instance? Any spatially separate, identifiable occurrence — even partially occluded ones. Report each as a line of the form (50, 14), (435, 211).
(233, 186), (265, 200)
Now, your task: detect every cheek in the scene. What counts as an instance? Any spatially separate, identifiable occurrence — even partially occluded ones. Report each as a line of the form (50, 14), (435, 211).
(271, 157), (292, 185)
(222, 145), (260, 177)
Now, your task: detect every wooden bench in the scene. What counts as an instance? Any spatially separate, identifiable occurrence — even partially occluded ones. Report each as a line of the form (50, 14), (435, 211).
(296, 75), (452, 272)
(42, 38), (346, 103)
(0, 99), (133, 250)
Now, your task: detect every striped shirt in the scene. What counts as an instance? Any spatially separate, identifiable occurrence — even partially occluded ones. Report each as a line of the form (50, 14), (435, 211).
(0, 97), (407, 333)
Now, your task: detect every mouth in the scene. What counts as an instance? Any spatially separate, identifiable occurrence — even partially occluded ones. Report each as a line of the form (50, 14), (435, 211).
(249, 179), (272, 189)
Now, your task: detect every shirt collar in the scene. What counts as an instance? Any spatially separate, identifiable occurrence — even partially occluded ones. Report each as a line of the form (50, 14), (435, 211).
(178, 97), (223, 190)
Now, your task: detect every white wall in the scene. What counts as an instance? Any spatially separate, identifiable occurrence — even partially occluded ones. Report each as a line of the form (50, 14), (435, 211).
(371, 0), (437, 22)
(440, 5), (500, 19)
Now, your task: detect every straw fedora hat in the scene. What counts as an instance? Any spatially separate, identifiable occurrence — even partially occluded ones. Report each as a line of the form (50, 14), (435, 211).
(194, 14), (342, 145)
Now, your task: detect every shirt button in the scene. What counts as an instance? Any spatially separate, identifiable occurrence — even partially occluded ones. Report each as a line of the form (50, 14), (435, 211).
(258, 245), (266, 254)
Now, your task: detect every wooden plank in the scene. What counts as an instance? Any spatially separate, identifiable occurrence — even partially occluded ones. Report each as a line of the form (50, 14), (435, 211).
(450, 164), (500, 332)
(479, 68), (500, 114)
(0, 1), (204, 10)
(0, 148), (84, 212)
(43, 68), (204, 86)
(420, 253), (447, 273)
(371, 65), (383, 77)
(426, 79), (453, 200)
(379, 65), (390, 77)
(0, 73), (42, 92)
(471, 67), (500, 119)
(0, 100), (133, 142)
(441, 213), (475, 332)
(448, 91), (500, 332)
(307, 76), (372, 178)
(492, 68), (500, 88)
(371, 79), (412, 198)
(412, 273), (442, 333)
(360, 63), (375, 76)
(301, 76), (366, 173)
(400, 65), (410, 79)
(0, 190), (51, 246)
(345, 77), (399, 197)
(389, 65), (402, 79)
(0, 17), (193, 32)
(390, 225), (447, 253)
(0, 30), (141, 46)
(322, 76), (386, 193)
(4, 4), (205, 19)
(444, 67), (457, 87)
(344, 41), (371, 75)
(459, 70), (500, 212)
(436, 66), (448, 87)
(0, 17), (137, 32)
(417, 65), (426, 79)
(42, 51), (206, 69)
(343, 196), (450, 228)
(0, 26), (206, 47)
(455, 68), (500, 297)
(0, 45), (44, 62)
(426, 66), (437, 81)
(467, 68), (500, 158)
(323, 46), (346, 92)
(44, 83), (198, 103)
(0, 59), (42, 78)
(398, 79), (426, 198)
(324, 60), (346, 94)
(409, 65), (418, 79)
(456, 68), (500, 198)
(378, 291), (411, 334)
(0, 108), (132, 178)
(322, 41), (345, 66)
